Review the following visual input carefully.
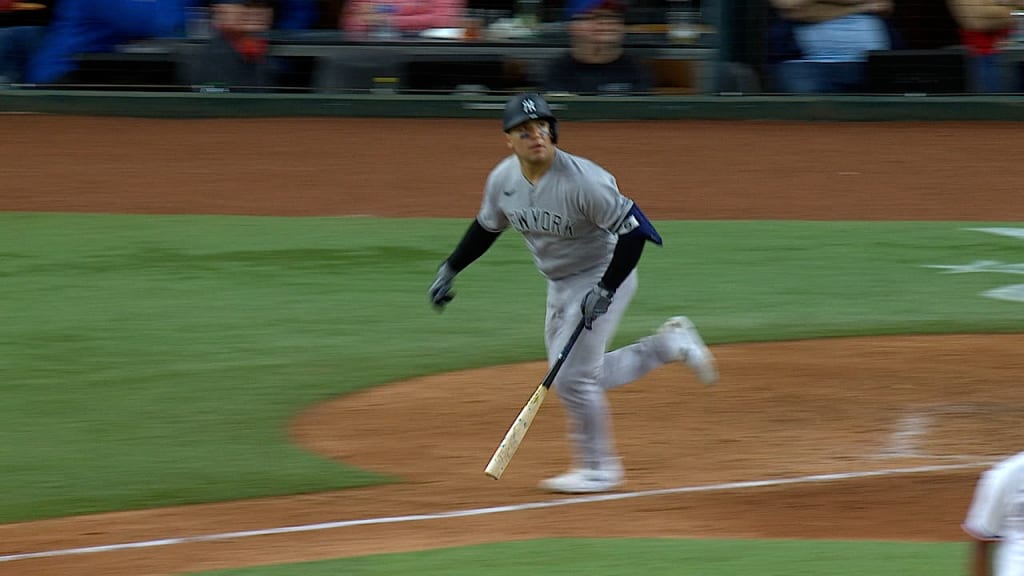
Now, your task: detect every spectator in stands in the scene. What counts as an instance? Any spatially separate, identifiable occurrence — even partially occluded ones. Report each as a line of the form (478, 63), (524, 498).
(25, 0), (191, 84)
(0, 0), (53, 28)
(765, 0), (897, 93)
(0, 0), (53, 85)
(0, 26), (45, 84)
(21, 0), (315, 88)
(185, 0), (316, 91)
(189, 0), (275, 90)
(947, 0), (1023, 92)
(339, 0), (464, 37)
(542, 0), (653, 95)
(0, 27), (45, 87)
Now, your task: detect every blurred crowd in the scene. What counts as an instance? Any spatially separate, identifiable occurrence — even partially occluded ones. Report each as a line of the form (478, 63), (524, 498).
(765, 0), (1024, 93)
(0, 0), (320, 86)
(1, 0), (1023, 93)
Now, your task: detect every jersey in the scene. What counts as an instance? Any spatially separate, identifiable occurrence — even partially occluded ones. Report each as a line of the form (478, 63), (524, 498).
(477, 149), (634, 280)
(964, 451), (1024, 576)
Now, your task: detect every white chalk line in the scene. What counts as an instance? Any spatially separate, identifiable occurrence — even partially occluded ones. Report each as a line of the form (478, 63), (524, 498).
(0, 460), (995, 564)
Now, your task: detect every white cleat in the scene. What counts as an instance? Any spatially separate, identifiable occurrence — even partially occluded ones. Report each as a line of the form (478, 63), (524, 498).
(539, 464), (624, 494)
(658, 316), (719, 385)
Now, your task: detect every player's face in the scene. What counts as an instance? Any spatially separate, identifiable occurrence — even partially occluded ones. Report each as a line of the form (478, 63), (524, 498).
(506, 120), (555, 165)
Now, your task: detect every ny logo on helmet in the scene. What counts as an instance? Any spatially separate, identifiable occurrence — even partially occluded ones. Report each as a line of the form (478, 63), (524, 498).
(522, 99), (537, 116)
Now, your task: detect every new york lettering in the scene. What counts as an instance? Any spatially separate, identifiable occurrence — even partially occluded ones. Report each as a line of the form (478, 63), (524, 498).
(510, 208), (575, 237)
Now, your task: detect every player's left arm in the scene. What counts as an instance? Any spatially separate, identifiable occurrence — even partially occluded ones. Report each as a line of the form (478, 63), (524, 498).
(601, 203), (661, 288)
(580, 203), (662, 328)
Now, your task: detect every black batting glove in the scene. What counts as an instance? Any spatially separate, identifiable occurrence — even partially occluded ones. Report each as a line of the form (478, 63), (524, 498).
(580, 283), (614, 330)
(428, 262), (457, 311)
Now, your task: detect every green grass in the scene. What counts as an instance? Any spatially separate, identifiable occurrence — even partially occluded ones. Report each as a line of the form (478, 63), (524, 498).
(0, 213), (1021, 522)
(187, 538), (967, 576)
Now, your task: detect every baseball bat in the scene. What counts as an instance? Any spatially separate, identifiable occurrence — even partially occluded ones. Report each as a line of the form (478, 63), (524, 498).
(484, 317), (587, 480)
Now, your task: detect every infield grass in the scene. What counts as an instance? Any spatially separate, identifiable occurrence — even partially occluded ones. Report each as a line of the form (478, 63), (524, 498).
(0, 213), (1021, 522)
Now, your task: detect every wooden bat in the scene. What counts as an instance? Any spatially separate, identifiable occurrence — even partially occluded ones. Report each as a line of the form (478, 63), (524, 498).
(485, 318), (586, 480)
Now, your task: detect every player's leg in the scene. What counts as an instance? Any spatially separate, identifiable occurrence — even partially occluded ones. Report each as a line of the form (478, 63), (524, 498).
(599, 273), (717, 388)
(545, 275), (614, 470)
(591, 271), (664, 389)
(542, 273), (622, 492)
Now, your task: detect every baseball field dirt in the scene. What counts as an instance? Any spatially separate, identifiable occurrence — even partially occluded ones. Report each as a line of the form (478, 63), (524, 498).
(2, 116), (1023, 575)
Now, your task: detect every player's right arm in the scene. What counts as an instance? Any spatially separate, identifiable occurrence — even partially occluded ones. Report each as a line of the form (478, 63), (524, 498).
(576, 166), (663, 329)
(428, 170), (508, 310)
(427, 220), (502, 309)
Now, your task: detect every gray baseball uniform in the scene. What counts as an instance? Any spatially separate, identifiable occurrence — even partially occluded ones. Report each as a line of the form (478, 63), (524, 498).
(476, 149), (680, 470)
(477, 150), (632, 280)
(429, 93), (716, 491)
(964, 450), (1024, 576)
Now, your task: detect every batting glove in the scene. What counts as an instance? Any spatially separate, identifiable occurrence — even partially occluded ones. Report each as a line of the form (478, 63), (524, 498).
(428, 262), (457, 311)
(580, 283), (614, 330)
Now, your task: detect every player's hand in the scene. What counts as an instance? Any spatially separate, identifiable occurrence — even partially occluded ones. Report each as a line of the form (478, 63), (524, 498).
(580, 284), (614, 329)
(428, 262), (457, 311)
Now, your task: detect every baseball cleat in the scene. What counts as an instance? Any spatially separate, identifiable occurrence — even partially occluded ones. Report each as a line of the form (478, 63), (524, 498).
(658, 316), (718, 385)
(539, 462), (623, 494)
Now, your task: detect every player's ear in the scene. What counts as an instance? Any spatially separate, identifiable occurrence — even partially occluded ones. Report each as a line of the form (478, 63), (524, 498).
(505, 132), (514, 150)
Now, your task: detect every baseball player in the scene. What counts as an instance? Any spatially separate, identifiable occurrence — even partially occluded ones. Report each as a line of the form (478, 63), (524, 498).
(963, 450), (1024, 576)
(428, 93), (717, 494)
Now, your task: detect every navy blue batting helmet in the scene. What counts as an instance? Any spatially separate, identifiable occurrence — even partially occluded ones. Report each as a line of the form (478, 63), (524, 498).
(502, 93), (558, 143)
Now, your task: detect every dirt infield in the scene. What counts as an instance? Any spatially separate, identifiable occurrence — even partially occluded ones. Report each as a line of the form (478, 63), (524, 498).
(2, 116), (1023, 575)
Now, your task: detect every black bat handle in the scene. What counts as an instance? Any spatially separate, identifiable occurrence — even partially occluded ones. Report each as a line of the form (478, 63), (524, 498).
(541, 317), (587, 390)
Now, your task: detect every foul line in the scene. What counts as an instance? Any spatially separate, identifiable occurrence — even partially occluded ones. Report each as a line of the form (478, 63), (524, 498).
(0, 461), (992, 563)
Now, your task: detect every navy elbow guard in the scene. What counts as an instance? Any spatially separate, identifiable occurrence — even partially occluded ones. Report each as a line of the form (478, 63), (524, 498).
(617, 204), (663, 246)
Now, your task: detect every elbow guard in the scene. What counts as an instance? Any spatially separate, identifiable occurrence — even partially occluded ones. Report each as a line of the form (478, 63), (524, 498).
(616, 204), (663, 246)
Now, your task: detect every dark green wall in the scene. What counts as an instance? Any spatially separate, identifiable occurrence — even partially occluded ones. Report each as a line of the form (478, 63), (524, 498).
(5, 90), (1024, 121)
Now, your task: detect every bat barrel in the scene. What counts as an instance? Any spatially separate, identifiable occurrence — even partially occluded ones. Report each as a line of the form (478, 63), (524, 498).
(484, 318), (585, 480)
